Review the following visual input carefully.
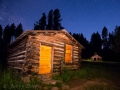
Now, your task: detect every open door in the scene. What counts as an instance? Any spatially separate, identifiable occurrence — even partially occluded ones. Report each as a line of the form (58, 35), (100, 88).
(39, 45), (52, 74)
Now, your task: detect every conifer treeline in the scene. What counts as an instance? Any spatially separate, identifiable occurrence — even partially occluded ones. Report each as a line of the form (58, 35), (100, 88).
(71, 26), (120, 61)
(34, 9), (64, 30)
(0, 8), (120, 62)
(0, 23), (23, 48)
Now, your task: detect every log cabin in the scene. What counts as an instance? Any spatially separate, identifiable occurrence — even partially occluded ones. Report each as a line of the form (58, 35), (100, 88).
(7, 29), (84, 79)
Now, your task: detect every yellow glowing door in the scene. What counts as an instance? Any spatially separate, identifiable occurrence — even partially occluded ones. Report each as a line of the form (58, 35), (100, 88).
(39, 45), (52, 74)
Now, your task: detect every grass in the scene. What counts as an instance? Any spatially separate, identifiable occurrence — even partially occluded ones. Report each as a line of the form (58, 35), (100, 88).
(80, 61), (120, 89)
(0, 61), (120, 90)
(0, 68), (63, 90)
(81, 61), (120, 79)
(53, 61), (120, 89)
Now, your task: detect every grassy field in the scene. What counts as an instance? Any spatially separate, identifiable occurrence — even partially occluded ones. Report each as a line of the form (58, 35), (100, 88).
(68, 61), (120, 90)
(0, 61), (120, 90)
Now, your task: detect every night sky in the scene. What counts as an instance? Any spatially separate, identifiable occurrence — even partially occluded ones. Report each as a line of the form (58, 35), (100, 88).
(0, 0), (120, 41)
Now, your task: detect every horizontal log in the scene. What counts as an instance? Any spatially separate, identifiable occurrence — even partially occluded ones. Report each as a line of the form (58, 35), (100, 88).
(27, 51), (40, 55)
(54, 55), (63, 58)
(8, 48), (26, 54)
(54, 47), (64, 51)
(7, 51), (26, 58)
(53, 65), (61, 68)
(8, 62), (24, 66)
(7, 58), (25, 62)
(73, 56), (79, 59)
(53, 60), (61, 63)
(65, 65), (79, 69)
(52, 43), (64, 47)
(7, 55), (26, 61)
(8, 43), (26, 52)
(54, 51), (64, 54)
(30, 60), (39, 64)
(9, 39), (27, 49)
(73, 59), (79, 61)
(8, 60), (25, 63)
(73, 51), (79, 54)
(27, 53), (39, 57)
(73, 53), (79, 56)
(8, 63), (24, 66)
(53, 62), (60, 65)
(27, 57), (39, 60)
(13, 67), (23, 70)
(73, 46), (79, 49)
(54, 55), (64, 58)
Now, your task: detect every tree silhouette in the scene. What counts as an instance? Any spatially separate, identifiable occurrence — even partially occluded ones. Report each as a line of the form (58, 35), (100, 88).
(9, 23), (16, 42)
(0, 25), (2, 39)
(90, 32), (102, 55)
(53, 9), (64, 30)
(3, 25), (11, 45)
(114, 26), (120, 53)
(0, 25), (3, 48)
(34, 13), (46, 30)
(72, 32), (90, 59)
(34, 9), (64, 30)
(15, 23), (23, 38)
(46, 10), (53, 30)
(102, 27), (109, 49)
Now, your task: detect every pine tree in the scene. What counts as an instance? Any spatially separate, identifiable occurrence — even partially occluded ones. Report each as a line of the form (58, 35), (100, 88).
(102, 26), (108, 49)
(3, 25), (11, 44)
(34, 13), (46, 30)
(9, 23), (16, 42)
(90, 32), (102, 55)
(0, 25), (3, 48)
(108, 32), (114, 50)
(15, 23), (23, 38)
(114, 26), (120, 53)
(53, 9), (64, 30)
(0, 25), (2, 39)
(46, 10), (53, 30)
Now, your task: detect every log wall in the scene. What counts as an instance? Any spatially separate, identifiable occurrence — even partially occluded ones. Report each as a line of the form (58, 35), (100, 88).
(7, 37), (28, 70)
(24, 34), (81, 75)
(7, 31), (82, 76)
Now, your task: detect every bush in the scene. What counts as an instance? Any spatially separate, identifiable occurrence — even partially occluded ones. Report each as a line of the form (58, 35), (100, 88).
(75, 69), (88, 78)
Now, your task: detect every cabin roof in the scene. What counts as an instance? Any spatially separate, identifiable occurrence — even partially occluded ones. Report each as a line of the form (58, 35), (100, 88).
(91, 54), (102, 58)
(7, 29), (84, 49)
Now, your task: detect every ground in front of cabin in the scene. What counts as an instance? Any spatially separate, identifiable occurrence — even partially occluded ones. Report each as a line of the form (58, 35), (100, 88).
(0, 61), (120, 90)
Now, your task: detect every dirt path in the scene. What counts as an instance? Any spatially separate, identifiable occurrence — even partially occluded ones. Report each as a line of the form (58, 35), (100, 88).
(68, 78), (118, 90)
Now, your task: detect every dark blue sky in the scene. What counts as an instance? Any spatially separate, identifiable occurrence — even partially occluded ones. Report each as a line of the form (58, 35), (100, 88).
(0, 0), (120, 41)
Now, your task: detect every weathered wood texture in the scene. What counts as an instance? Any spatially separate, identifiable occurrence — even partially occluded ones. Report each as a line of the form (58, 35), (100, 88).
(7, 37), (28, 70)
(7, 30), (83, 76)
(26, 32), (81, 74)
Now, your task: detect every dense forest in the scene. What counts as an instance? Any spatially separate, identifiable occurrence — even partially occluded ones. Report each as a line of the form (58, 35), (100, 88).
(0, 9), (120, 67)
